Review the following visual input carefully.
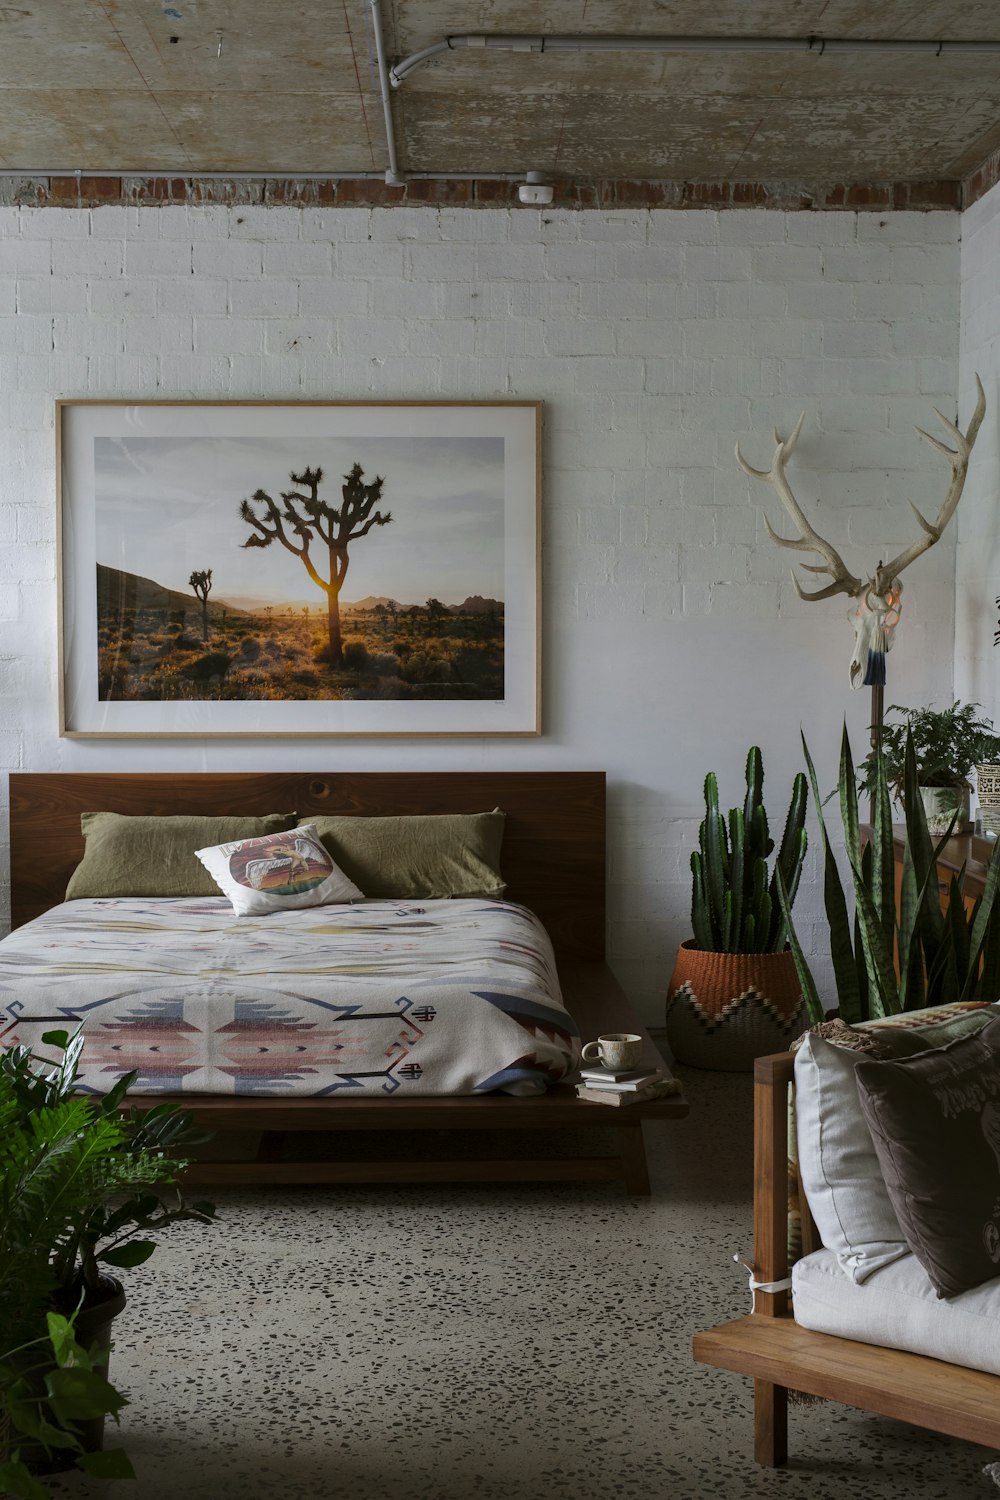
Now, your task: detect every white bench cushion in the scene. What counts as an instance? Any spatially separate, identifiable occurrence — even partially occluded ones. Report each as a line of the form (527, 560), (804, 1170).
(793, 1247), (1000, 1378)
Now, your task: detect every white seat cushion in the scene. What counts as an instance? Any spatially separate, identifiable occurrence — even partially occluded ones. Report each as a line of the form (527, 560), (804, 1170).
(793, 1247), (1000, 1378)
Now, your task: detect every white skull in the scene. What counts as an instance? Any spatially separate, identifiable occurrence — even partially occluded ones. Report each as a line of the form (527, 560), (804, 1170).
(848, 583), (902, 690)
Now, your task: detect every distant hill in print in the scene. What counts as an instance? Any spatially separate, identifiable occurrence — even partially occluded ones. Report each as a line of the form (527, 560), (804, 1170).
(345, 595), (505, 615)
(456, 596), (503, 614)
(346, 595), (402, 612)
(97, 563), (246, 624)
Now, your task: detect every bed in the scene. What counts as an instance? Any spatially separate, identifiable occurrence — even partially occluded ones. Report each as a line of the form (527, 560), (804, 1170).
(4, 770), (687, 1193)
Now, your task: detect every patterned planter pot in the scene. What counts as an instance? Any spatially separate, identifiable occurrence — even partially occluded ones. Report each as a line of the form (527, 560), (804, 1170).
(976, 765), (1000, 834)
(666, 942), (805, 1072)
(977, 764), (1000, 804)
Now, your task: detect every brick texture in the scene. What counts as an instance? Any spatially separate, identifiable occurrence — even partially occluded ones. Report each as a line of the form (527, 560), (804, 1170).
(0, 175), (965, 213)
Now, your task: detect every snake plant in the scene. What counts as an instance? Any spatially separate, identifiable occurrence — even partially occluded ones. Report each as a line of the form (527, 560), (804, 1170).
(690, 746), (808, 953)
(776, 723), (1000, 1025)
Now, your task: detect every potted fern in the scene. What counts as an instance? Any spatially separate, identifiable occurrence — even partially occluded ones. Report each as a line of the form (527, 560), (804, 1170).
(666, 747), (809, 1069)
(0, 1029), (216, 1496)
(857, 701), (1000, 835)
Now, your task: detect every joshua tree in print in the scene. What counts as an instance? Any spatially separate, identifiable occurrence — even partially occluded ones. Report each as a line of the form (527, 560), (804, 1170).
(188, 569), (212, 642)
(239, 463), (392, 666)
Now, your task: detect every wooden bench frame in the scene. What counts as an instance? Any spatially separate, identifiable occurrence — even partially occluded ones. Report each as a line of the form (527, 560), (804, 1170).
(693, 1051), (1000, 1465)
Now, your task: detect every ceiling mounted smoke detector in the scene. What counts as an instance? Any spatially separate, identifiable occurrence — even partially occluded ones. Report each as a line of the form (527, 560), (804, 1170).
(518, 171), (553, 205)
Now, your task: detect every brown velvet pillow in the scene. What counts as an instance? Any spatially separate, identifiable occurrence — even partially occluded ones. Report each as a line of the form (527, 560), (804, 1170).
(855, 1016), (1000, 1299)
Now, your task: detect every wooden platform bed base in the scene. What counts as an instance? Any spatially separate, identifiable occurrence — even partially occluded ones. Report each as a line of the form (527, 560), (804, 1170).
(9, 770), (687, 1196)
(692, 1052), (1000, 1465)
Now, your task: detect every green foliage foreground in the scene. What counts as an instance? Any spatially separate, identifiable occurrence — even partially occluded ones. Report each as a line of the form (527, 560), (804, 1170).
(0, 1030), (216, 1497)
(777, 725), (1000, 1026)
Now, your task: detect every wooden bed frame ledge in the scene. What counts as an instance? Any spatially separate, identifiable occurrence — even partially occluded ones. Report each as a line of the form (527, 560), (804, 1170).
(693, 1052), (1000, 1466)
(8, 770), (687, 1195)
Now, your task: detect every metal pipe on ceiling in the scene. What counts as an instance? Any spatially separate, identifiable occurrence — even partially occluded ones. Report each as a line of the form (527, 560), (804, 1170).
(390, 30), (1000, 86)
(368, 0), (404, 184)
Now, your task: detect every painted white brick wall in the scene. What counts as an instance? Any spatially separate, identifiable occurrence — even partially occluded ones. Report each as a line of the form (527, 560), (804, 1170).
(0, 203), (961, 1021)
(956, 182), (1000, 735)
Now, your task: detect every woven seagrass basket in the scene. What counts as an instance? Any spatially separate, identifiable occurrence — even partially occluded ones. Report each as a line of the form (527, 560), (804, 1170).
(666, 942), (806, 1072)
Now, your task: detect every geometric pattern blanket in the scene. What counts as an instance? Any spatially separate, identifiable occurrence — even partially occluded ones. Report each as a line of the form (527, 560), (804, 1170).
(0, 896), (579, 1097)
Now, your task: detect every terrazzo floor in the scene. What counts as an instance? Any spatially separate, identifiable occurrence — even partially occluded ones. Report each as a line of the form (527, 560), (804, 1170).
(49, 1067), (996, 1500)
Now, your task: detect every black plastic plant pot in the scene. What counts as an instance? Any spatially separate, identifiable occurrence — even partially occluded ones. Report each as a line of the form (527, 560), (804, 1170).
(27, 1277), (126, 1474)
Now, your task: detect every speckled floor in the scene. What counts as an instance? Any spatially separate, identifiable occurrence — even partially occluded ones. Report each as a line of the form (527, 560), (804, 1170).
(50, 1068), (996, 1500)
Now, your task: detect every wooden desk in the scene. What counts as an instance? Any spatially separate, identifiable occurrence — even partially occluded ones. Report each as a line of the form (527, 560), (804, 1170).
(863, 825), (997, 972)
(891, 824), (994, 895)
(886, 823), (995, 919)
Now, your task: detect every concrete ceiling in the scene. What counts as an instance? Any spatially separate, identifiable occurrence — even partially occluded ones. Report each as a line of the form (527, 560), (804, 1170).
(1, 1), (1000, 187)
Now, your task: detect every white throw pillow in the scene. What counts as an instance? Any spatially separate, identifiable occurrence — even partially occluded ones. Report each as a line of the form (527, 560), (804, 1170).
(793, 1032), (909, 1284)
(195, 824), (363, 916)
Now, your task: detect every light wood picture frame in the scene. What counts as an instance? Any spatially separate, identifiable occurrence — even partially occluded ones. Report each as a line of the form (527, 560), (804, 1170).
(57, 400), (541, 738)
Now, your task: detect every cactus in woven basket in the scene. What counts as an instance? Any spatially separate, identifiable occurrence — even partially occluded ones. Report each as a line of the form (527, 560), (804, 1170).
(690, 746), (808, 954)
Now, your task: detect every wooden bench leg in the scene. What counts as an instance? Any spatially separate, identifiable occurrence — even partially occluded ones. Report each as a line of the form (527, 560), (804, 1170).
(618, 1121), (651, 1195)
(754, 1378), (788, 1467)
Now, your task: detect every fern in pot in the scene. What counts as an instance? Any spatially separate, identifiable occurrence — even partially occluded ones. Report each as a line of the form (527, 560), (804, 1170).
(857, 700), (1000, 835)
(666, 746), (809, 1070)
(0, 1029), (216, 1497)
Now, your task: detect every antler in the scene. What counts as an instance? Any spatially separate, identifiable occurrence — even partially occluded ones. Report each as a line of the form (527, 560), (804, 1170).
(874, 373), (987, 593)
(735, 415), (863, 601)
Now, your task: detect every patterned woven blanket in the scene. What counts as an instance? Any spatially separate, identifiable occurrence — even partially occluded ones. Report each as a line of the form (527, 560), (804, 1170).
(0, 897), (579, 1097)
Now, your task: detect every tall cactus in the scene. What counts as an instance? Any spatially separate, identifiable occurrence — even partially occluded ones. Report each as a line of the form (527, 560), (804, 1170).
(690, 747), (808, 954)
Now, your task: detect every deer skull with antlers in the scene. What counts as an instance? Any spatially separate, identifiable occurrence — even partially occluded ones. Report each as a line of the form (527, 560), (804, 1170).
(736, 376), (986, 689)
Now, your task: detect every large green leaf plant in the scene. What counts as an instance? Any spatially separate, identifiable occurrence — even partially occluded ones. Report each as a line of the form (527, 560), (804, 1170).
(0, 1029), (216, 1497)
(777, 725), (1000, 1025)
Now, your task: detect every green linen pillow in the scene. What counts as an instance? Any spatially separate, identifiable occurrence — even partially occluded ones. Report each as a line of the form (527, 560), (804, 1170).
(302, 810), (506, 900)
(65, 812), (298, 900)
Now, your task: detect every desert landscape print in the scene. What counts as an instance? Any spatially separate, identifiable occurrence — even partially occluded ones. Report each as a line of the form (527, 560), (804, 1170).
(94, 432), (506, 703)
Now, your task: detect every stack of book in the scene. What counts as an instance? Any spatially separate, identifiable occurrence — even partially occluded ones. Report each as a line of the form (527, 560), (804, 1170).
(574, 1062), (682, 1107)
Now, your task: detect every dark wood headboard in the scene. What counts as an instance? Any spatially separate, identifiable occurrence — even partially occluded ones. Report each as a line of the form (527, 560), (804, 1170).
(9, 771), (606, 962)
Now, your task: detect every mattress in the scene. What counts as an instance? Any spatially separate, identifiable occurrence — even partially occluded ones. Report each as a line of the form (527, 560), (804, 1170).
(792, 1246), (1000, 1378)
(0, 896), (579, 1098)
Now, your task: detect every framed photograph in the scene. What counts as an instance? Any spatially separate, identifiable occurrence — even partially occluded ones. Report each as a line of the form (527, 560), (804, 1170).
(57, 400), (540, 737)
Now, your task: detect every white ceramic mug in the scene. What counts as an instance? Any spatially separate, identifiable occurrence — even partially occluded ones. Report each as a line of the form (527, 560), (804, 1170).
(581, 1032), (643, 1070)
